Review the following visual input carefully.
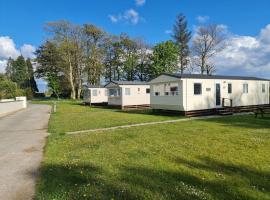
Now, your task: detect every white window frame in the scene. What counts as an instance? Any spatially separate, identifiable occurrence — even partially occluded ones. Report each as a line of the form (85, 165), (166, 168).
(125, 88), (131, 96)
(243, 83), (248, 94)
(92, 89), (98, 96)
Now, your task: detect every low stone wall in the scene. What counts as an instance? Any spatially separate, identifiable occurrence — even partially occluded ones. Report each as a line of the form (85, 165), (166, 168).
(0, 97), (27, 117)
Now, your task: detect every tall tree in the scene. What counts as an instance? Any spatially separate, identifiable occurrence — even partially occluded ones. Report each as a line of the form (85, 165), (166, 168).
(83, 24), (106, 85)
(12, 55), (28, 88)
(149, 40), (179, 78)
(5, 57), (14, 80)
(36, 41), (64, 97)
(45, 21), (79, 99)
(135, 39), (151, 81)
(26, 58), (38, 92)
(121, 34), (139, 81)
(172, 14), (192, 74)
(192, 24), (226, 74)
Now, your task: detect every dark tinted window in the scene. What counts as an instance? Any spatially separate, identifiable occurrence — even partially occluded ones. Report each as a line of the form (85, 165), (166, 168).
(228, 83), (232, 94)
(146, 88), (150, 93)
(194, 83), (202, 95)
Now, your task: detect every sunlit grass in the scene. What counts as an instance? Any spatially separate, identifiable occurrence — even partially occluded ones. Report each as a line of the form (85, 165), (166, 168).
(35, 100), (270, 200)
(33, 100), (183, 134)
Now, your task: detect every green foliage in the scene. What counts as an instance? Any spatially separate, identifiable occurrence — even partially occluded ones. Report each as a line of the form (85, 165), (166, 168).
(36, 41), (66, 98)
(16, 88), (26, 97)
(11, 55), (28, 88)
(26, 58), (39, 92)
(172, 13), (192, 73)
(0, 80), (17, 99)
(24, 87), (34, 100)
(83, 24), (106, 85)
(0, 73), (6, 81)
(149, 40), (179, 78)
(5, 57), (14, 79)
(47, 73), (61, 99)
(121, 35), (139, 81)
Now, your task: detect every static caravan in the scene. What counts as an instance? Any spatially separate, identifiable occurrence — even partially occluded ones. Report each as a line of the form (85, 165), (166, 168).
(149, 73), (269, 116)
(83, 85), (108, 105)
(105, 81), (150, 109)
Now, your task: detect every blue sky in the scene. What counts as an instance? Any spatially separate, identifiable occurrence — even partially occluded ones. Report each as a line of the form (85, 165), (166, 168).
(1, 0), (270, 91)
(1, 0), (270, 46)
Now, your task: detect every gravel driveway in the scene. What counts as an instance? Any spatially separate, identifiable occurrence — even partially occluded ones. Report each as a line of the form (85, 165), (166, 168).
(0, 104), (51, 200)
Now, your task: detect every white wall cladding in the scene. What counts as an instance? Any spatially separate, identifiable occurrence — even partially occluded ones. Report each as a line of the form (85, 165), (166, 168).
(184, 79), (269, 111)
(107, 84), (150, 106)
(150, 75), (270, 111)
(83, 88), (108, 104)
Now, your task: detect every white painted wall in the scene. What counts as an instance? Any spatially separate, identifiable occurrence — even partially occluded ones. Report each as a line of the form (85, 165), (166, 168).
(83, 88), (108, 104)
(106, 83), (150, 106)
(0, 97), (27, 117)
(150, 75), (184, 111)
(184, 79), (269, 111)
(120, 85), (150, 106)
(150, 75), (269, 111)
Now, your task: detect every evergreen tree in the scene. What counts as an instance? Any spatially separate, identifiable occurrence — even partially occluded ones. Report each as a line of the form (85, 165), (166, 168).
(172, 13), (192, 74)
(12, 55), (28, 88)
(26, 58), (38, 92)
(5, 57), (14, 80)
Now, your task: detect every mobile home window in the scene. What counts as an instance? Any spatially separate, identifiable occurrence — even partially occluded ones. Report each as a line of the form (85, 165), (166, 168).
(155, 92), (160, 96)
(92, 89), (98, 96)
(228, 83), (232, 94)
(146, 88), (150, 94)
(262, 84), (266, 93)
(243, 83), (248, 93)
(125, 88), (131, 96)
(170, 87), (179, 95)
(109, 88), (120, 96)
(194, 83), (202, 95)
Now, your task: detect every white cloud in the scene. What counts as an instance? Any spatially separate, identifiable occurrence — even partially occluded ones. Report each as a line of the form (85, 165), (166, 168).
(212, 24), (270, 77)
(109, 9), (141, 25)
(196, 15), (209, 24)
(165, 30), (172, 34)
(0, 36), (20, 59)
(0, 36), (36, 73)
(20, 44), (36, 59)
(136, 0), (146, 6)
(108, 15), (120, 23)
(124, 9), (140, 24)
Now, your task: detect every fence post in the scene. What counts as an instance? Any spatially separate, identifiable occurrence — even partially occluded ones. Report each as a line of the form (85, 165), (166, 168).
(53, 101), (57, 113)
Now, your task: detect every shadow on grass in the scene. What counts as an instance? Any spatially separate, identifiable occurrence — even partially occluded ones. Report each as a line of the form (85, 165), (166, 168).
(74, 102), (183, 117)
(35, 157), (269, 200)
(201, 114), (270, 129)
(115, 109), (183, 117)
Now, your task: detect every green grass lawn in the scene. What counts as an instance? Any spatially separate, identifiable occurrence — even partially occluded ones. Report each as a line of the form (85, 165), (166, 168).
(33, 100), (183, 134)
(35, 100), (270, 200)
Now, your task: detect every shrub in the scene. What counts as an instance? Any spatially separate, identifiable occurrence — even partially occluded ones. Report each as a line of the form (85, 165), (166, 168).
(0, 80), (17, 99)
(24, 87), (33, 100)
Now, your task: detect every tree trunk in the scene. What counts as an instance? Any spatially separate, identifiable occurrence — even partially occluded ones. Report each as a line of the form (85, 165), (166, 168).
(68, 53), (76, 99)
(77, 79), (82, 99)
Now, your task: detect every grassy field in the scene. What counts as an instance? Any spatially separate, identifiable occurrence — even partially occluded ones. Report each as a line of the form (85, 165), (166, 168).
(33, 100), (183, 134)
(35, 101), (270, 200)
